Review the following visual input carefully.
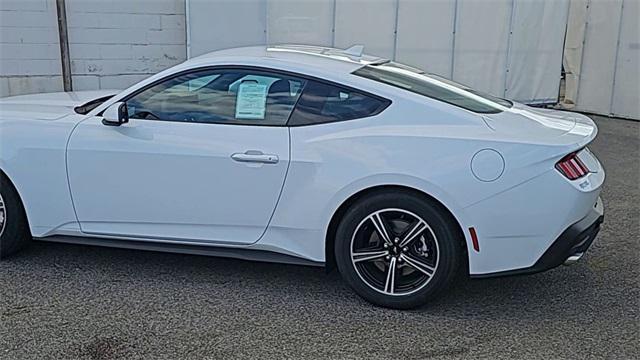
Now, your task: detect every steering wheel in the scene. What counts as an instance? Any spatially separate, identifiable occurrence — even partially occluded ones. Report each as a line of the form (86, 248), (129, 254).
(131, 110), (161, 120)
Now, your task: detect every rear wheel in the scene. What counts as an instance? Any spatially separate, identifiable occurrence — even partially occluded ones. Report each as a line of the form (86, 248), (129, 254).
(334, 191), (462, 309)
(0, 174), (31, 259)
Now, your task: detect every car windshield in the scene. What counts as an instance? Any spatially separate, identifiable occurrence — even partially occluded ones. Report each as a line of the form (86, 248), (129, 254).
(353, 62), (512, 114)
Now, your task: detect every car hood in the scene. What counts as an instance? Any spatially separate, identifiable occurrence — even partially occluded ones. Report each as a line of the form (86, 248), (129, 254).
(483, 103), (597, 147)
(0, 90), (118, 121)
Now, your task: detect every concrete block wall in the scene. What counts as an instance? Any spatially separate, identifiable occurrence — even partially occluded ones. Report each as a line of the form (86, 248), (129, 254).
(0, 0), (187, 97)
(66, 0), (187, 90)
(0, 0), (63, 97)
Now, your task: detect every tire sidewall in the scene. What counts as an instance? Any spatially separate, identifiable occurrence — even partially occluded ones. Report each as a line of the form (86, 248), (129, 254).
(0, 175), (30, 259)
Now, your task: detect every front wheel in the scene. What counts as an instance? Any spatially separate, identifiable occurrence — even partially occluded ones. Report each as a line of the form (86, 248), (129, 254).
(0, 174), (31, 259)
(334, 191), (462, 309)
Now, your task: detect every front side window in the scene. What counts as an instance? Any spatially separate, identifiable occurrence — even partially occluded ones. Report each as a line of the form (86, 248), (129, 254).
(126, 69), (307, 125)
(288, 80), (390, 126)
(353, 63), (512, 114)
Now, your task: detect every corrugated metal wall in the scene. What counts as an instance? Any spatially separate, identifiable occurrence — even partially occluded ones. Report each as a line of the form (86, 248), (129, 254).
(187, 0), (570, 105)
(2, 0), (636, 120)
(563, 0), (639, 120)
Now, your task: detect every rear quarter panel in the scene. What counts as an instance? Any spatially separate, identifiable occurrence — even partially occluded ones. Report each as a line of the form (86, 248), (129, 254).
(263, 98), (489, 263)
(263, 95), (599, 273)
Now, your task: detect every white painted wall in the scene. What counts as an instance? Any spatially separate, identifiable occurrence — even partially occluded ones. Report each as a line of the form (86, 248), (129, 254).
(0, 0), (187, 97)
(0, 0), (63, 97)
(66, 0), (187, 90)
(188, 0), (571, 105)
(1, 0), (636, 120)
(563, 0), (639, 120)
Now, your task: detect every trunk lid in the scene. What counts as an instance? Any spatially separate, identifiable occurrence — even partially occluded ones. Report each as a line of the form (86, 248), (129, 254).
(482, 103), (597, 147)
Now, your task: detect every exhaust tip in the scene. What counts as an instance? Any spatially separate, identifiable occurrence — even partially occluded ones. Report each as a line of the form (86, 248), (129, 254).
(564, 252), (584, 266)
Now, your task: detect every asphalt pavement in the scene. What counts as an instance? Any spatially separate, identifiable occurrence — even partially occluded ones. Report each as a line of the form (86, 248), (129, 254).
(1, 115), (638, 359)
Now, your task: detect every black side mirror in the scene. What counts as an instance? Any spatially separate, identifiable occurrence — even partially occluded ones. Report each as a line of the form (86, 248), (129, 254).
(102, 102), (129, 126)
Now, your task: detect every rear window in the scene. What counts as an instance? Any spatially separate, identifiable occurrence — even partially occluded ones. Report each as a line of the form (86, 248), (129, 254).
(288, 80), (390, 126)
(353, 63), (512, 114)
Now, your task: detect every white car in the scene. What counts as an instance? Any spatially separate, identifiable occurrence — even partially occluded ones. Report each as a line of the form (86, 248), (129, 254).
(0, 45), (604, 309)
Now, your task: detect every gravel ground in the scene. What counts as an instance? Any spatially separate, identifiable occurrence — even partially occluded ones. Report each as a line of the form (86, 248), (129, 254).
(1, 115), (638, 360)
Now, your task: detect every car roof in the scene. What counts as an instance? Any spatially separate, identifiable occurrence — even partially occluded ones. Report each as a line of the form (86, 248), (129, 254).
(186, 44), (388, 75)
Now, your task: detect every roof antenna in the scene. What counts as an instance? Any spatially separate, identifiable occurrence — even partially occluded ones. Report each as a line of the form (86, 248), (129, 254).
(343, 45), (364, 58)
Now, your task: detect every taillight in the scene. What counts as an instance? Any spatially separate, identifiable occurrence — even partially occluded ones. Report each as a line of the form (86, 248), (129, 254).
(555, 152), (589, 180)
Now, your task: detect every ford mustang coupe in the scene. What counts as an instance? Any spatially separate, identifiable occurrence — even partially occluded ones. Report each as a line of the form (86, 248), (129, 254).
(0, 45), (604, 309)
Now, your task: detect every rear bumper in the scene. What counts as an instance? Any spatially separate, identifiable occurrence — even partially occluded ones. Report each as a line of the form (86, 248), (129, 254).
(471, 197), (604, 279)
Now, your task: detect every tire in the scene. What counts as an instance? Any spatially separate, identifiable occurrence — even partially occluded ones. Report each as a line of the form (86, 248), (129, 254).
(334, 190), (462, 309)
(0, 173), (31, 259)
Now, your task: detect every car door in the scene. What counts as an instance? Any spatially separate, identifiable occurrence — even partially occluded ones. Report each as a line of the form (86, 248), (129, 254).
(67, 67), (306, 245)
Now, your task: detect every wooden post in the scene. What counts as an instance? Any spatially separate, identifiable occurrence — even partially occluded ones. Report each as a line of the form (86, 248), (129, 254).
(55, 0), (73, 92)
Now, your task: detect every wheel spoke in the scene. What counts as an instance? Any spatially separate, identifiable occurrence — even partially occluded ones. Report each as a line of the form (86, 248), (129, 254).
(352, 250), (388, 263)
(384, 257), (397, 294)
(400, 253), (435, 276)
(399, 220), (427, 247)
(368, 212), (393, 245)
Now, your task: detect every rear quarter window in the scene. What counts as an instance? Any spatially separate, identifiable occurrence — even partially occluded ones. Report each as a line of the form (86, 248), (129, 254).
(288, 80), (390, 126)
(353, 64), (511, 114)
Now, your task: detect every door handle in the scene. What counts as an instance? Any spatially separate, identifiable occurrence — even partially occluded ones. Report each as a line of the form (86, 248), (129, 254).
(231, 151), (279, 164)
